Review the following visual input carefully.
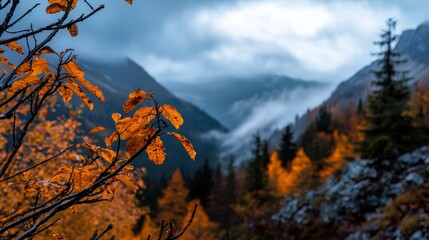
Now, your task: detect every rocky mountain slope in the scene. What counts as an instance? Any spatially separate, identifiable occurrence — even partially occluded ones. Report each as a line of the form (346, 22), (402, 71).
(272, 146), (429, 239)
(76, 58), (227, 178)
(327, 22), (429, 106)
(283, 22), (429, 140)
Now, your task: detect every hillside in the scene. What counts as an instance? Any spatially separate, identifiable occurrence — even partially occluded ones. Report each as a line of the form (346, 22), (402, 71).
(271, 146), (429, 239)
(285, 22), (429, 140)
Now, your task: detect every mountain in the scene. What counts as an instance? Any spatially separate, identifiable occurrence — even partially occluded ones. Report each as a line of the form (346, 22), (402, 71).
(327, 22), (429, 107)
(75, 58), (226, 178)
(164, 75), (333, 161)
(284, 22), (429, 141)
(166, 75), (329, 129)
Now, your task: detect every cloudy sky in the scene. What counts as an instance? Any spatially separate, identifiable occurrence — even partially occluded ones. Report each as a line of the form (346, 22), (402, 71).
(43, 0), (429, 84)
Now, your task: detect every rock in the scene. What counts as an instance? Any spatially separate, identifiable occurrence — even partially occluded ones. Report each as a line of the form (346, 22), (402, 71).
(273, 146), (429, 238)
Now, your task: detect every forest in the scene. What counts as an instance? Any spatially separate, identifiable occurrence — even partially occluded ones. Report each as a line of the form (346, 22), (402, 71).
(1, 1), (429, 239)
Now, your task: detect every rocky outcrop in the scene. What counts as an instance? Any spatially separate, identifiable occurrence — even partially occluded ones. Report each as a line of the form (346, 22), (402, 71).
(273, 147), (429, 239)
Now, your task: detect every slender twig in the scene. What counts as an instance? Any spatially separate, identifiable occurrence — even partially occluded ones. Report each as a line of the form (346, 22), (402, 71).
(7, 3), (39, 29)
(89, 224), (113, 240)
(0, 5), (104, 45)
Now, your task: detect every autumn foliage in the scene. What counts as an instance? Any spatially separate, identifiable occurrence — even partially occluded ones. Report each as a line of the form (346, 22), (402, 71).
(0, 0), (197, 238)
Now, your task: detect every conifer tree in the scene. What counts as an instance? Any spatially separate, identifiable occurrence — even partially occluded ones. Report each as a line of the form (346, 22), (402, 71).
(316, 105), (333, 133)
(278, 124), (297, 170)
(320, 131), (355, 181)
(361, 19), (417, 159)
(157, 169), (189, 229)
(188, 159), (214, 208)
(246, 134), (267, 192)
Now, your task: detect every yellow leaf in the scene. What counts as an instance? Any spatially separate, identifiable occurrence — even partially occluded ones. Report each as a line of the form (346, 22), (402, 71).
(126, 136), (146, 158)
(105, 132), (119, 147)
(38, 46), (55, 55)
(88, 126), (106, 136)
(15, 62), (31, 76)
(68, 23), (78, 37)
(64, 81), (94, 110)
(123, 89), (150, 114)
(112, 113), (121, 123)
(160, 104), (183, 129)
(31, 56), (49, 76)
(169, 132), (196, 160)
(10, 76), (39, 93)
(58, 86), (73, 103)
(101, 149), (117, 163)
(116, 175), (139, 193)
(5, 41), (24, 54)
(134, 106), (156, 125)
(63, 60), (105, 101)
(0, 56), (16, 69)
(146, 136), (165, 165)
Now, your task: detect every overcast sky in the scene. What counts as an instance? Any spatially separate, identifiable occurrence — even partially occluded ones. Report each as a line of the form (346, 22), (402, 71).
(43, 0), (429, 84)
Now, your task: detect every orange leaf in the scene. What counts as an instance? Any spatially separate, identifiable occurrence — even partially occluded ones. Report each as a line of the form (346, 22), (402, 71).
(10, 76), (39, 93)
(123, 89), (150, 114)
(63, 60), (105, 101)
(68, 24), (78, 37)
(169, 132), (196, 160)
(48, 0), (78, 10)
(0, 56), (16, 69)
(105, 132), (119, 147)
(58, 86), (73, 103)
(64, 81), (94, 110)
(89, 126), (106, 136)
(126, 136), (147, 158)
(160, 104), (183, 129)
(112, 113), (121, 123)
(0, 67), (6, 74)
(126, 0), (132, 4)
(0, 47), (4, 54)
(134, 106), (156, 125)
(31, 56), (49, 76)
(146, 136), (165, 165)
(46, 3), (63, 14)
(15, 62), (31, 76)
(116, 175), (138, 193)
(5, 41), (24, 54)
(101, 149), (117, 163)
(38, 46), (55, 55)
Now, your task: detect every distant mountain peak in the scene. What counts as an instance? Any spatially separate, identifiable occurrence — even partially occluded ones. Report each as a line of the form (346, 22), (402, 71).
(396, 23), (429, 64)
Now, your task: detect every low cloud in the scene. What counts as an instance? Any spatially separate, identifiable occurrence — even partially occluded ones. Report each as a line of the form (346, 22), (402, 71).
(204, 84), (335, 161)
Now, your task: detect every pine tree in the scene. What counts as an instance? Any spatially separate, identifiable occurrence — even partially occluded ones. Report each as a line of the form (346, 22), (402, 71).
(278, 124), (297, 170)
(246, 134), (267, 192)
(188, 159), (214, 208)
(316, 105), (332, 133)
(157, 169), (189, 229)
(361, 19), (417, 160)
